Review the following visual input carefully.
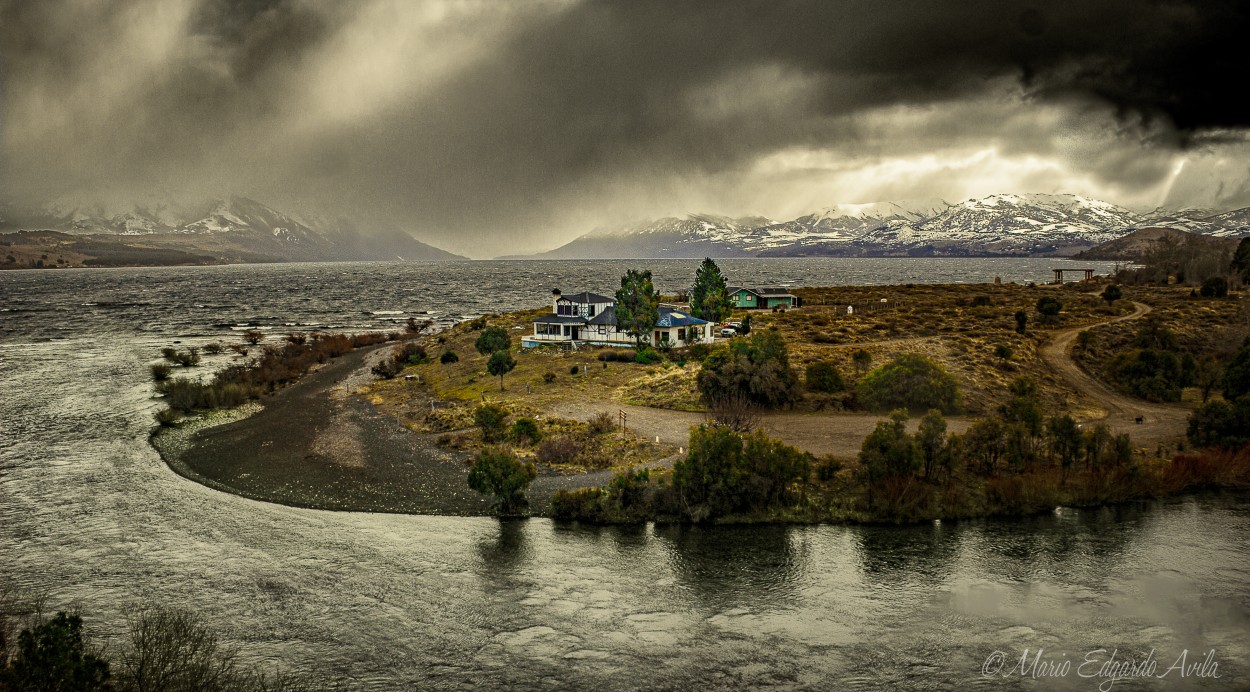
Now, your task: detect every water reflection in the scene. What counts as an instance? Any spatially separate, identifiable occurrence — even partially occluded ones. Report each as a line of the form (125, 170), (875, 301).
(656, 524), (805, 610)
(475, 518), (531, 581)
(854, 522), (960, 581)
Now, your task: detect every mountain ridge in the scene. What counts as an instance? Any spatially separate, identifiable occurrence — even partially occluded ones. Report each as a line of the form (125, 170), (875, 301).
(514, 194), (1250, 259)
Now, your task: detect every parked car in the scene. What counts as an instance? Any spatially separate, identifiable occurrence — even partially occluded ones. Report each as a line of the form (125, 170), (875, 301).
(719, 327), (737, 338)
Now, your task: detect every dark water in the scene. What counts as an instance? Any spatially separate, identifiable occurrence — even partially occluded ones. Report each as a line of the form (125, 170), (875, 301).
(2, 259), (1247, 690)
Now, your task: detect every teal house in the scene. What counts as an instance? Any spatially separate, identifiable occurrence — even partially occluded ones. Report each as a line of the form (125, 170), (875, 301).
(728, 286), (798, 309)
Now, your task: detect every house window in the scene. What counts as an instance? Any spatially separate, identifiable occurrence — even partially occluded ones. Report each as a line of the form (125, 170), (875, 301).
(588, 305), (596, 316)
(677, 328), (686, 341)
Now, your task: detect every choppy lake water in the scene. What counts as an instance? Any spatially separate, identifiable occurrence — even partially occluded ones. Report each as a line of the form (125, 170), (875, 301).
(2, 258), (1247, 689)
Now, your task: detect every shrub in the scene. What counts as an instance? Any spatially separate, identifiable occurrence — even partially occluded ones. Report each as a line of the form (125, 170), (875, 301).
(1108, 348), (1184, 402)
(474, 326), (510, 355)
(542, 371), (556, 383)
(851, 348), (872, 372)
(1188, 398), (1250, 449)
(242, 329), (265, 345)
(115, 607), (248, 692)
(1101, 284), (1123, 304)
(859, 410), (920, 485)
(151, 364), (172, 381)
(993, 344), (1013, 361)
(855, 354), (960, 413)
(393, 342), (428, 365)
(805, 361), (845, 393)
(537, 436), (582, 465)
(570, 364), (581, 375)
(1014, 310), (1028, 334)
(153, 408), (181, 427)
(1036, 296), (1062, 321)
(1199, 275), (1228, 297)
(550, 487), (606, 522)
(511, 417), (541, 445)
(634, 347), (662, 365)
(372, 358), (404, 379)
(697, 329), (799, 410)
(1223, 344), (1250, 401)
(474, 403), (508, 442)
(465, 316), (488, 330)
(202, 342), (223, 355)
(467, 447), (537, 514)
(440, 350), (459, 364)
(587, 411), (616, 435)
(969, 295), (992, 307)
(673, 424), (811, 520)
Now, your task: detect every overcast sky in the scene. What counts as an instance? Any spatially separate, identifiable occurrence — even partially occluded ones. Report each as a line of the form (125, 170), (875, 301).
(2, 0), (1248, 257)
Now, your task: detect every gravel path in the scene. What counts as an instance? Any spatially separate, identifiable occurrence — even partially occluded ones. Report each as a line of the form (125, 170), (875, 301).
(1038, 300), (1189, 447)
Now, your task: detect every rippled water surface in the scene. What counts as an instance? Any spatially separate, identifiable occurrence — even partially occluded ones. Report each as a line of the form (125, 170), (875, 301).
(2, 259), (1246, 689)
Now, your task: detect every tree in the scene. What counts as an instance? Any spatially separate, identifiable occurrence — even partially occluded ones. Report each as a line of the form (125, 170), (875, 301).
(467, 446), (537, 513)
(1014, 310), (1028, 334)
(689, 258), (732, 324)
(859, 410), (920, 486)
(1188, 398), (1250, 449)
(1230, 237), (1250, 284)
(916, 409), (948, 480)
(116, 607), (244, 692)
(738, 314), (752, 336)
(1223, 343), (1250, 401)
(1, 612), (110, 691)
(486, 350), (516, 390)
(614, 269), (660, 346)
(1101, 284), (1122, 304)
(855, 353), (960, 414)
(474, 326), (510, 356)
(1046, 414), (1083, 481)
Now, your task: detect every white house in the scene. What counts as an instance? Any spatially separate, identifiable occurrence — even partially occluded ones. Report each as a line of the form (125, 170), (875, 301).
(523, 289), (715, 348)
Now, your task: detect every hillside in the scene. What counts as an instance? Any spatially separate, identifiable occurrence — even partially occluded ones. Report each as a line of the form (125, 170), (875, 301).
(0, 197), (464, 265)
(1073, 227), (1239, 261)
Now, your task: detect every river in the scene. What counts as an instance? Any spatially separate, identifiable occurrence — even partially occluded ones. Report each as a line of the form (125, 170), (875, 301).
(1, 258), (1246, 689)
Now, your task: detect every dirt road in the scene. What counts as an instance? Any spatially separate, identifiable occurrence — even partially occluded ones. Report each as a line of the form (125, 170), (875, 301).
(1039, 301), (1189, 447)
(548, 401), (972, 458)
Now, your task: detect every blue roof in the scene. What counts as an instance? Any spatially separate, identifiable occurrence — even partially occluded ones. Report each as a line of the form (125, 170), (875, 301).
(657, 307), (708, 327)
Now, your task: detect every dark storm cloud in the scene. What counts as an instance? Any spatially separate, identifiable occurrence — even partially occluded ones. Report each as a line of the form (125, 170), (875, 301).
(1, 0), (1247, 254)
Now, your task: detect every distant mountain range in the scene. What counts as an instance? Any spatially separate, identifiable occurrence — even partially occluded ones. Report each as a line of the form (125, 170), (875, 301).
(0, 196), (463, 263)
(513, 193), (1250, 259)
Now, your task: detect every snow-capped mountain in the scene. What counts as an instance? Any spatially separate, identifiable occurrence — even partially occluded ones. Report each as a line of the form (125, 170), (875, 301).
(526, 193), (1250, 259)
(0, 196), (463, 261)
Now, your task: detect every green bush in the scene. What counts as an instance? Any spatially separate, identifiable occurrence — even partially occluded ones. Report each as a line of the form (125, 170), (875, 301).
(1108, 348), (1184, 402)
(1199, 275), (1228, 298)
(467, 447), (537, 513)
(570, 364), (581, 375)
(542, 371), (556, 383)
(393, 342), (428, 365)
(805, 361), (845, 393)
(440, 350), (459, 364)
(474, 326), (510, 355)
(697, 329), (799, 410)
(474, 403), (508, 442)
(993, 344), (1013, 361)
(634, 347), (662, 364)
(673, 424), (811, 521)
(1224, 344), (1250, 401)
(1101, 284), (1123, 304)
(855, 354), (960, 413)
(1036, 296), (1062, 320)
(1188, 398), (1250, 449)
(859, 410), (920, 484)
(1, 612), (110, 691)
(587, 411), (616, 435)
(511, 417), (541, 445)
